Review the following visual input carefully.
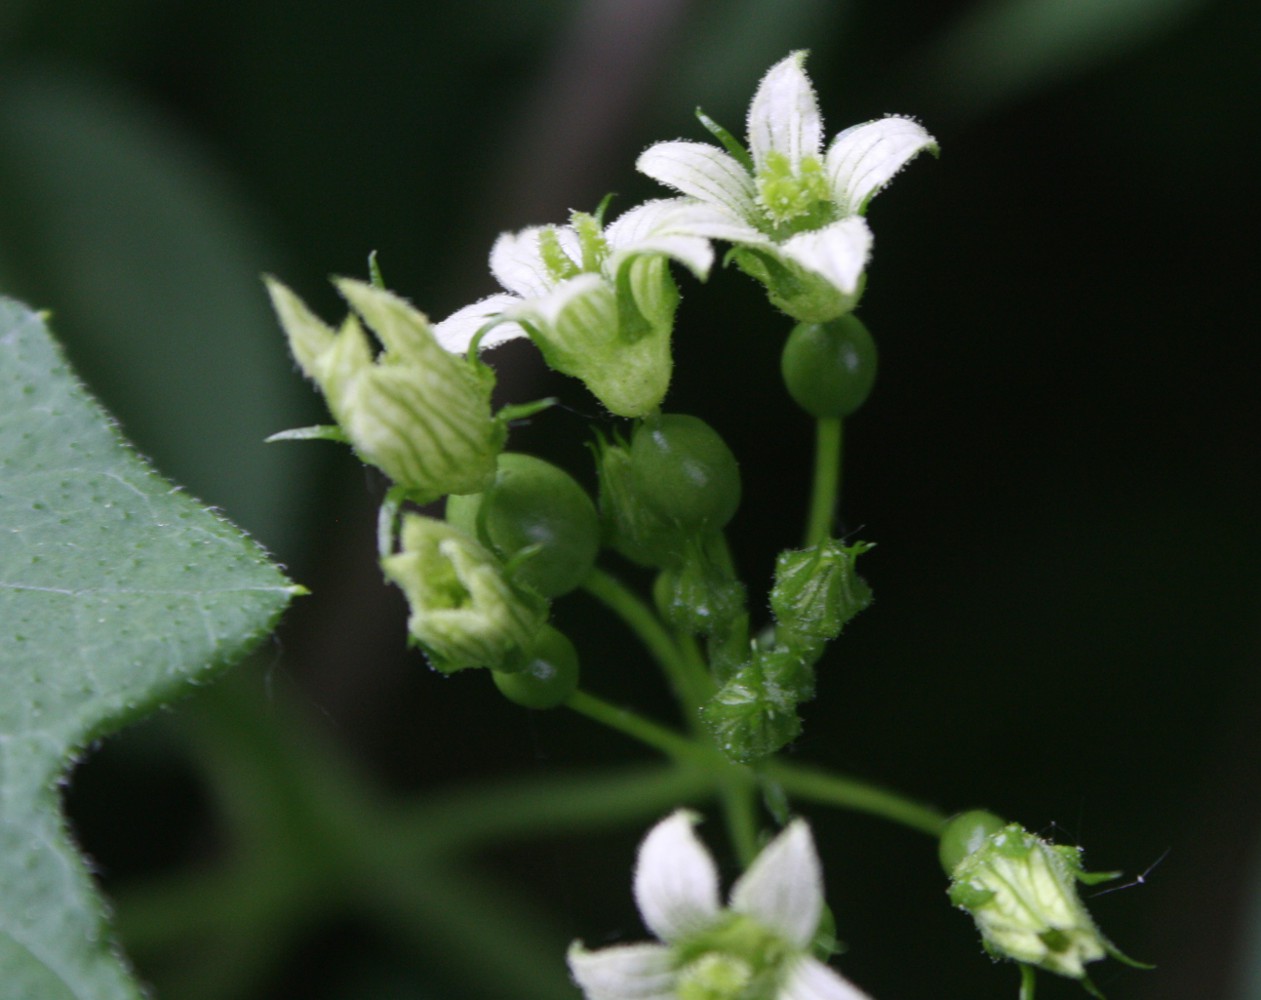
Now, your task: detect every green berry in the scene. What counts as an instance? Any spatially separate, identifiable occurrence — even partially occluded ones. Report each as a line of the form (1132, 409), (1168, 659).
(447, 453), (599, 598)
(492, 626), (579, 709)
(939, 809), (1006, 874)
(629, 414), (741, 530)
(781, 315), (877, 418)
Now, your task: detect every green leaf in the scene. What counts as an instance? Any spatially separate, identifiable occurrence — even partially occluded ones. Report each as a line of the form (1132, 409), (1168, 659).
(0, 299), (298, 999)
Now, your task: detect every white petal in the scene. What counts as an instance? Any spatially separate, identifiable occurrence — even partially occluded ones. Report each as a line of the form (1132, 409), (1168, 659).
(637, 141), (759, 224)
(607, 198), (762, 247)
(778, 957), (873, 1000)
(505, 272), (605, 330)
(555, 224), (584, 266)
(607, 235), (713, 282)
(825, 116), (937, 215)
(777, 218), (872, 298)
(730, 819), (823, 949)
(602, 202), (713, 280)
(567, 942), (677, 1000)
(432, 294), (529, 353)
(490, 227), (556, 298)
(747, 51), (823, 173)
(633, 810), (722, 943)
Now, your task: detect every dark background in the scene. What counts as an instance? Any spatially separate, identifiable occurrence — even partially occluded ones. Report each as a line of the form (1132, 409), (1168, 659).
(2, 1), (1258, 998)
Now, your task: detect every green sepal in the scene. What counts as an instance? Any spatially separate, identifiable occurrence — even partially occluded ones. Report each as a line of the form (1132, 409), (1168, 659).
(368, 249), (386, 288)
(264, 424), (350, 444)
(495, 397), (558, 425)
(515, 258), (675, 418)
(1102, 941), (1155, 971)
(1074, 868), (1124, 886)
(695, 107), (755, 173)
(726, 246), (865, 324)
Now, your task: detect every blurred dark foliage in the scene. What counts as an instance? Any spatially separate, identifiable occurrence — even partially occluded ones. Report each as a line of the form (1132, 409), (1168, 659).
(3, 0), (1260, 997)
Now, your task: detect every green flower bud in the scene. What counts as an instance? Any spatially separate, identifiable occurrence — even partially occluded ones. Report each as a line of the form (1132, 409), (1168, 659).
(945, 818), (1129, 983)
(266, 277), (502, 502)
(381, 515), (546, 673)
(492, 624), (580, 709)
(446, 453), (599, 598)
(781, 315), (877, 418)
(770, 539), (873, 650)
(700, 646), (807, 763)
(652, 536), (746, 636)
(630, 414), (741, 532)
(594, 432), (684, 568)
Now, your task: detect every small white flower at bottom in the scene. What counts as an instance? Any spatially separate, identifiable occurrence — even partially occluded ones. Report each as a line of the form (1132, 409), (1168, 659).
(567, 810), (874, 1000)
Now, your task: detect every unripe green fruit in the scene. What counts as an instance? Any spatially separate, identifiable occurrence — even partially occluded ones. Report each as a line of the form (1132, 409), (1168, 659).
(492, 625), (579, 709)
(939, 809), (1006, 874)
(446, 453), (599, 598)
(629, 414), (741, 530)
(781, 315), (877, 418)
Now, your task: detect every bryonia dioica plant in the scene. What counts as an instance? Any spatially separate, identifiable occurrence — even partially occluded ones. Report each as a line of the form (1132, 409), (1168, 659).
(267, 51), (1150, 1000)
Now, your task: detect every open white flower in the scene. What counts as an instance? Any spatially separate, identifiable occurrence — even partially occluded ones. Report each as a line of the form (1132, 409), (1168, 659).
(436, 200), (726, 418)
(637, 51), (936, 323)
(568, 810), (874, 1000)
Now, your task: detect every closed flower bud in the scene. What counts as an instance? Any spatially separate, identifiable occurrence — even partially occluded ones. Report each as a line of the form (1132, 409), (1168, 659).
(594, 432), (685, 568)
(770, 539), (872, 650)
(942, 813), (1144, 988)
(266, 277), (503, 502)
(381, 514), (546, 673)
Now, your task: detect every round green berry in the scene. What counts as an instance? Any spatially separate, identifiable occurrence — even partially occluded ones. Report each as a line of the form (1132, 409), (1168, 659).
(781, 315), (877, 418)
(446, 453), (599, 598)
(629, 414), (741, 530)
(492, 626), (579, 709)
(939, 809), (1006, 874)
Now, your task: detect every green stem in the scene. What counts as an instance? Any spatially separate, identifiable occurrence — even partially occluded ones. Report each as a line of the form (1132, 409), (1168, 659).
(583, 567), (711, 717)
(805, 417), (843, 546)
(719, 777), (761, 867)
(1020, 965), (1037, 1000)
(566, 689), (724, 769)
(392, 763), (714, 854)
(766, 760), (948, 837)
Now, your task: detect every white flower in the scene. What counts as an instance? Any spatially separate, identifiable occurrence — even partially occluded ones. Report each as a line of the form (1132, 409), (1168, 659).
(568, 810), (874, 1000)
(636, 51), (936, 323)
(435, 201), (726, 418)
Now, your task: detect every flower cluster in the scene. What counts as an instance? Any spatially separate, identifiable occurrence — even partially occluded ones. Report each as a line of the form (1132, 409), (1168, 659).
(264, 51), (932, 688)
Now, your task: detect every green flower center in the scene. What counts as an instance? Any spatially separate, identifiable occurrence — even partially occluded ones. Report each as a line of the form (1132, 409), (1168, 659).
(539, 211), (609, 283)
(673, 913), (794, 1000)
(754, 151), (835, 235)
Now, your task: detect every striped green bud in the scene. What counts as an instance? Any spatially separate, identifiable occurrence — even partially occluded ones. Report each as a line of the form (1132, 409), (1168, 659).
(266, 277), (503, 502)
(945, 818), (1118, 982)
(381, 515), (547, 673)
